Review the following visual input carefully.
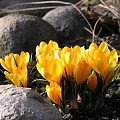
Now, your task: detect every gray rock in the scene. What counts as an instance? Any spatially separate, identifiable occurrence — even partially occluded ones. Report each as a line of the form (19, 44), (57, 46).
(0, 0), (48, 17)
(0, 14), (58, 57)
(0, 84), (62, 120)
(0, 0), (80, 17)
(43, 5), (91, 46)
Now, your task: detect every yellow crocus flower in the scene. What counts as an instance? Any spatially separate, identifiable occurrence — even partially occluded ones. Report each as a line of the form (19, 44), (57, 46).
(36, 56), (64, 84)
(0, 52), (30, 72)
(87, 73), (97, 91)
(60, 46), (75, 77)
(36, 40), (61, 59)
(61, 46), (85, 78)
(85, 41), (118, 84)
(74, 60), (91, 85)
(4, 66), (28, 87)
(36, 41), (49, 58)
(0, 51), (29, 87)
(46, 82), (62, 106)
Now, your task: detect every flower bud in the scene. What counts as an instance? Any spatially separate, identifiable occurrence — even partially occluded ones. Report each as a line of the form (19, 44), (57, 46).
(87, 73), (97, 91)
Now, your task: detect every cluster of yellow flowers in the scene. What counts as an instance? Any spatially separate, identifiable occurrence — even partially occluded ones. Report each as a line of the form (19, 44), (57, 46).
(0, 52), (30, 87)
(36, 40), (118, 105)
(85, 42), (118, 85)
(0, 40), (118, 106)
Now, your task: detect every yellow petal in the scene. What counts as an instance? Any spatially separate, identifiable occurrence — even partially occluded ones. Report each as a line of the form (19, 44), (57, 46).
(61, 47), (71, 63)
(96, 58), (104, 74)
(49, 59), (63, 77)
(20, 51), (30, 66)
(104, 48), (110, 58)
(73, 45), (81, 53)
(4, 54), (14, 72)
(99, 41), (108, 52)
(48, 40), (59, 50)
(0, 59), (12, 72)
(21, 67), (28, 87)
(4, 71), (21, 87)
(64, 64), (75, 78)
(90, 43), (98, 49)
(72, 53), (80, 65)
(46, 82), (62, 105)
(64, 52), (71, 64)
(87, 56), (99, 74)
(88, 42), (98, 58)
(11, 56), (17, 70)
(94, 50), (107, 65)
(74, 61), (90, 84)
(40, 41), (47, 50)
(36, 58), (60, 82)
(109, 50), (118, 63)
(14, 54), (20, 67)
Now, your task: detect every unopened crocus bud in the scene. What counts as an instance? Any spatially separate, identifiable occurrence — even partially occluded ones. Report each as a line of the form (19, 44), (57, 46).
(87, 73), (97, 91)
(46, 82), (62, 106)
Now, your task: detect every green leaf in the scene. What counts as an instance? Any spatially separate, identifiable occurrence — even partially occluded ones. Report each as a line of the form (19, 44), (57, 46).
(113, 64), (120, 80)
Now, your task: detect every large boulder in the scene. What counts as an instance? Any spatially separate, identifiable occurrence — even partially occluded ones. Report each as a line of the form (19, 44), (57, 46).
(43, 5), (91, 46)
(0, 14), (58, 57)
(0, 84), (62, 120)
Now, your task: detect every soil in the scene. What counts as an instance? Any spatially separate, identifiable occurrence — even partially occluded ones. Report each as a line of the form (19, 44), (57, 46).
(62, 82), (120, 120)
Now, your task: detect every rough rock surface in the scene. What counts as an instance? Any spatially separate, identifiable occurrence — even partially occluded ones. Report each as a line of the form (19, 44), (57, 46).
(0, 14), (58, 57)
(0, 84), (62, 120)
(43, 5), (91, 46)
(0, 0), (80, 17)
(0, 0), (49, 17)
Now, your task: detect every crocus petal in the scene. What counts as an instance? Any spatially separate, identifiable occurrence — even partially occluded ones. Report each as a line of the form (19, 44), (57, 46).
(14, 54), (20, 67)
(99, 41), (108, 52)
(64, 52), (71, 64)
(109, 49), (118, 63)
(46, 82), (62, 105)
(48, 40), (59, 50)
(40, 41), (47, 50)
(21, 67), (28, 87)
(11, 56), (17, 70)
(4, 71), (21, 87)
(88, 43), (98, 58)
(1, 53), (14, 72)
(21, 52), (30, 66)
(87, 56), (99, 74)
(0, 59), (11, 72)
(74, 60), (90, 85)
(96, 58), (104, 74)
(49, 59), (63, 76)
(94, 50), (107, 65)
